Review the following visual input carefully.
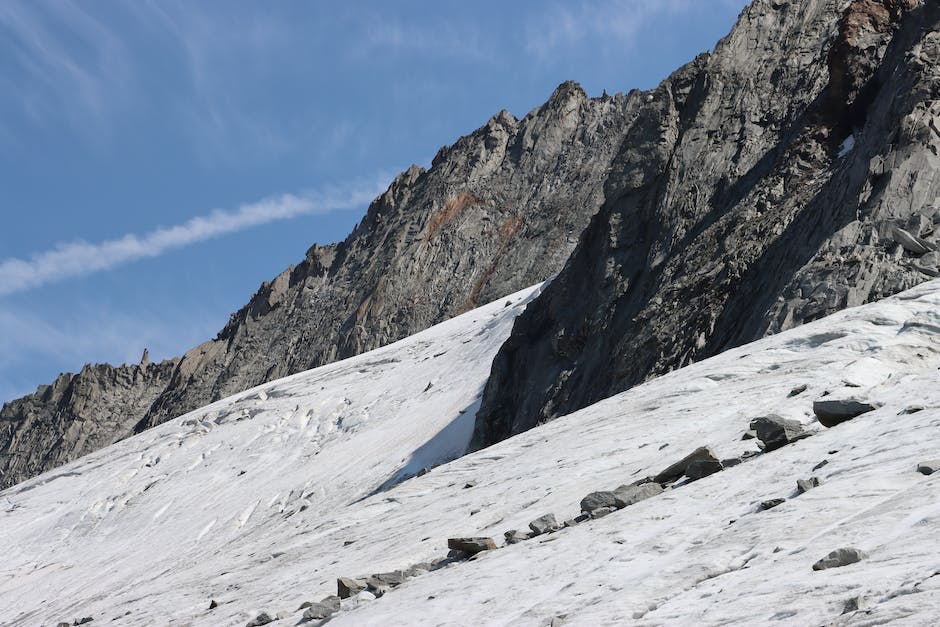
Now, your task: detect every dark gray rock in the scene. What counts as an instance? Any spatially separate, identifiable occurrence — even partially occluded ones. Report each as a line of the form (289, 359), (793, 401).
(917, 460), (940, 475)
(813, 398), (878, 427)
(581, 482), (662, 513)
(471, 0), (940, 450)
(564, 514), (590, 527)
(366, 571), (407, 596)
(447, 537), (497, 555)
(759, 498), (786, 511)
(812, 547), (869, 571)
(685, 458), (724, 480)
(528, 514), (560, 535)
(842, 595), (868, 614)
(208, 600), (218, 610)
(504, 529), (532, 544)
(337, 577), (366, 599)
(74, 619), (94, 626)
(653, 447), (721, 484)
(302, 596), (341, 620)
(246, 612), (275, 627)
(741, 430), (757, 441)
(589, 506), (617, 519)
(721, 457), (744, 468)
(405, 563), (433, 577)
(749, 415), (807, 452)
(788, 384), (808, 397)
(796, 477), (822, 493)
(580, 491), (623, 513)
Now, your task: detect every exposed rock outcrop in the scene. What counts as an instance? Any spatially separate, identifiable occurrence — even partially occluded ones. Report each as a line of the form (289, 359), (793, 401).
(472, 0), (939, 449)
(1, 82), (637, 489)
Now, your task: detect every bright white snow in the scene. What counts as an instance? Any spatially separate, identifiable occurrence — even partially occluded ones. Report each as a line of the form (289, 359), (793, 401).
(3, 279), (940, 626)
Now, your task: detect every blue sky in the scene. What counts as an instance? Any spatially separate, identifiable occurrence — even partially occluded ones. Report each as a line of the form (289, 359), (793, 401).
(0, 0), (748, 404)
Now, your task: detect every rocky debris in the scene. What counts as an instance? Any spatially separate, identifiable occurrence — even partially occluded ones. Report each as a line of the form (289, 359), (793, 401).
(564, 514), (590, 527)
(741, 430), (757, 440)
(796, 477), (822, 493)
(812, 547), (869, 571)
(366, 571), (407, 597)
(528, 514), (560, 536)
(892, 226), (936, 255)
(337, 577), (366, 599)
(842, 595), (868, 614)
(302, 596), (341, 620)
(589, 506), (617, 519)
(749, 415), (807, 452)
(246, 612), (275, 627)
(405, 563), (433, 577)
(504, 529), (532, 544)
(721, 457), (744, 468)
(463, 481), (477, 489)
(654, 447), (721, 484)
(447, 537), (497, 555)
(471, 0), (938, 451)
(73, 619), (94, 626)
(899, 405), (925, 415)
(580, 482), (663, 514)
(685, 457), (724, 480)
(813, 459), (829, 471)
(208, 600), (218, 610)
(57, 623), (70, 627)
(759, 498), (786, 511)
(788, 384), (808, 397)
(917, 461), (940, 475)
(813, 398), (878, 427)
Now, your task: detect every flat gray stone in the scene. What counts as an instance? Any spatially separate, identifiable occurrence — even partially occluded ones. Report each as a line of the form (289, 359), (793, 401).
(759, 498), (785, 511)
(813, 398), (878, 427)
(812, 547), (868, 571)
(504, 529), (532, 544)
(447, 537), (497, 555)
(528, 513), (560, 535)
(749, 415), (806, 452)
(654, 446), (721, 484)
(796, 477), (821, 493)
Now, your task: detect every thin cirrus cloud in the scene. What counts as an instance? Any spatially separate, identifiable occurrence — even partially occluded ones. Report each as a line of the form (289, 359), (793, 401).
(0, 176), (389, 297)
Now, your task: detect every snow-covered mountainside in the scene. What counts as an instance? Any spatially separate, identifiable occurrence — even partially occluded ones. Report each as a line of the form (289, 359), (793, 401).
(3, 279), (940, 626)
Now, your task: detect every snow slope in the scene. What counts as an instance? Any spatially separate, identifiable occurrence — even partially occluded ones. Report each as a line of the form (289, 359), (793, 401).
(3, 279), (940, 626)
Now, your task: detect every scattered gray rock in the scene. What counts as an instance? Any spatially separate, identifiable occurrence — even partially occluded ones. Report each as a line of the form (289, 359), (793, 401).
(759, 498), (785, 511)
(581, 482), (662, 514)
(564, 514), (590, 527)
(580, 491), (623, 513)
(893, 226), (936, 255)
(208, 600), (217, 610)
(302, 596), (341, 620)
(788, 384), (808, 397)
(917, 461), (940, 476)
(842, 595), (868, 614)
(447, 537), (497, 555)
(796, 477), (821, 494)
(813, 398), (878, 427)
(685, 457), (724, 480)
(246, 612), (275, 627)
(405, 563), (433, 577)
(812, 547), (869, 571)
(337, 577), (366, 599)
(528, 513), (560, 535)
(75, 620), (94, 627)
(812, 459), (829, 471)
(721, 457), (743, 468)
(749, 415), (807, 452)
(653, 446), (721, 484)
(589, 506), (617, 519)
(741, 430), (757, 441)
(463, 481), (477, 489)
(504, 529), (532, 544)
(366, 571), (407, 596)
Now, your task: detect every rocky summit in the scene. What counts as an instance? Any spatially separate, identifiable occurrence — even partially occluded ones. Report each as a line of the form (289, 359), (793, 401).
(471, 0), (940, 448)
(0, 81), (633, 489)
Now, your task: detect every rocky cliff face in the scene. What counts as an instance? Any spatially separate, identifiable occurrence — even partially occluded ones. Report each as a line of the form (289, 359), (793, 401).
(0, 82), (638, 488)
(0, 352), (179, 487)
(471, 0), (939, 448)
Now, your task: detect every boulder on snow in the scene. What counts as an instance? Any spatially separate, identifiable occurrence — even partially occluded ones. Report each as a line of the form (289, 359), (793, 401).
(759, 498), (785, 511)
(749, 415), (807, 452)
(653, 446), (721, 484)
(917, 460), (940, 475)
(528, 513), (560, 535)
(813, 398), (877, 427)
(564, 514), (590, 527)
(504, 529), (532, 544)
(337, 577), (366, 599)
(302, 596), (341, 620)
(892, 226), (936, 254)
(842, 595), (868, 614)
(788, 384), (808, 397)
(208, 600), (218, 610)
(796, 477), (821, 494)
(685, 457), (723, 480)
(812, 547), (868, 571)
(589, 506), (617, 519)
(366, 571), (407, 596)
(405, 562), (433, 577)
(447, 537), (497, 555)
(246, 612), (275, 627)
(580, 482), (662, 514)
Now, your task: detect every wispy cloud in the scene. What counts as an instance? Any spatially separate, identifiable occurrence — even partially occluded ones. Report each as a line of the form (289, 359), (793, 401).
(0, 176), (389, 296)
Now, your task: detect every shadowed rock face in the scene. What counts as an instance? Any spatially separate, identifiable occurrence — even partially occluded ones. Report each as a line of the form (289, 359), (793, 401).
(1, 82), (638, 489)
(471, 0), (939, 449)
